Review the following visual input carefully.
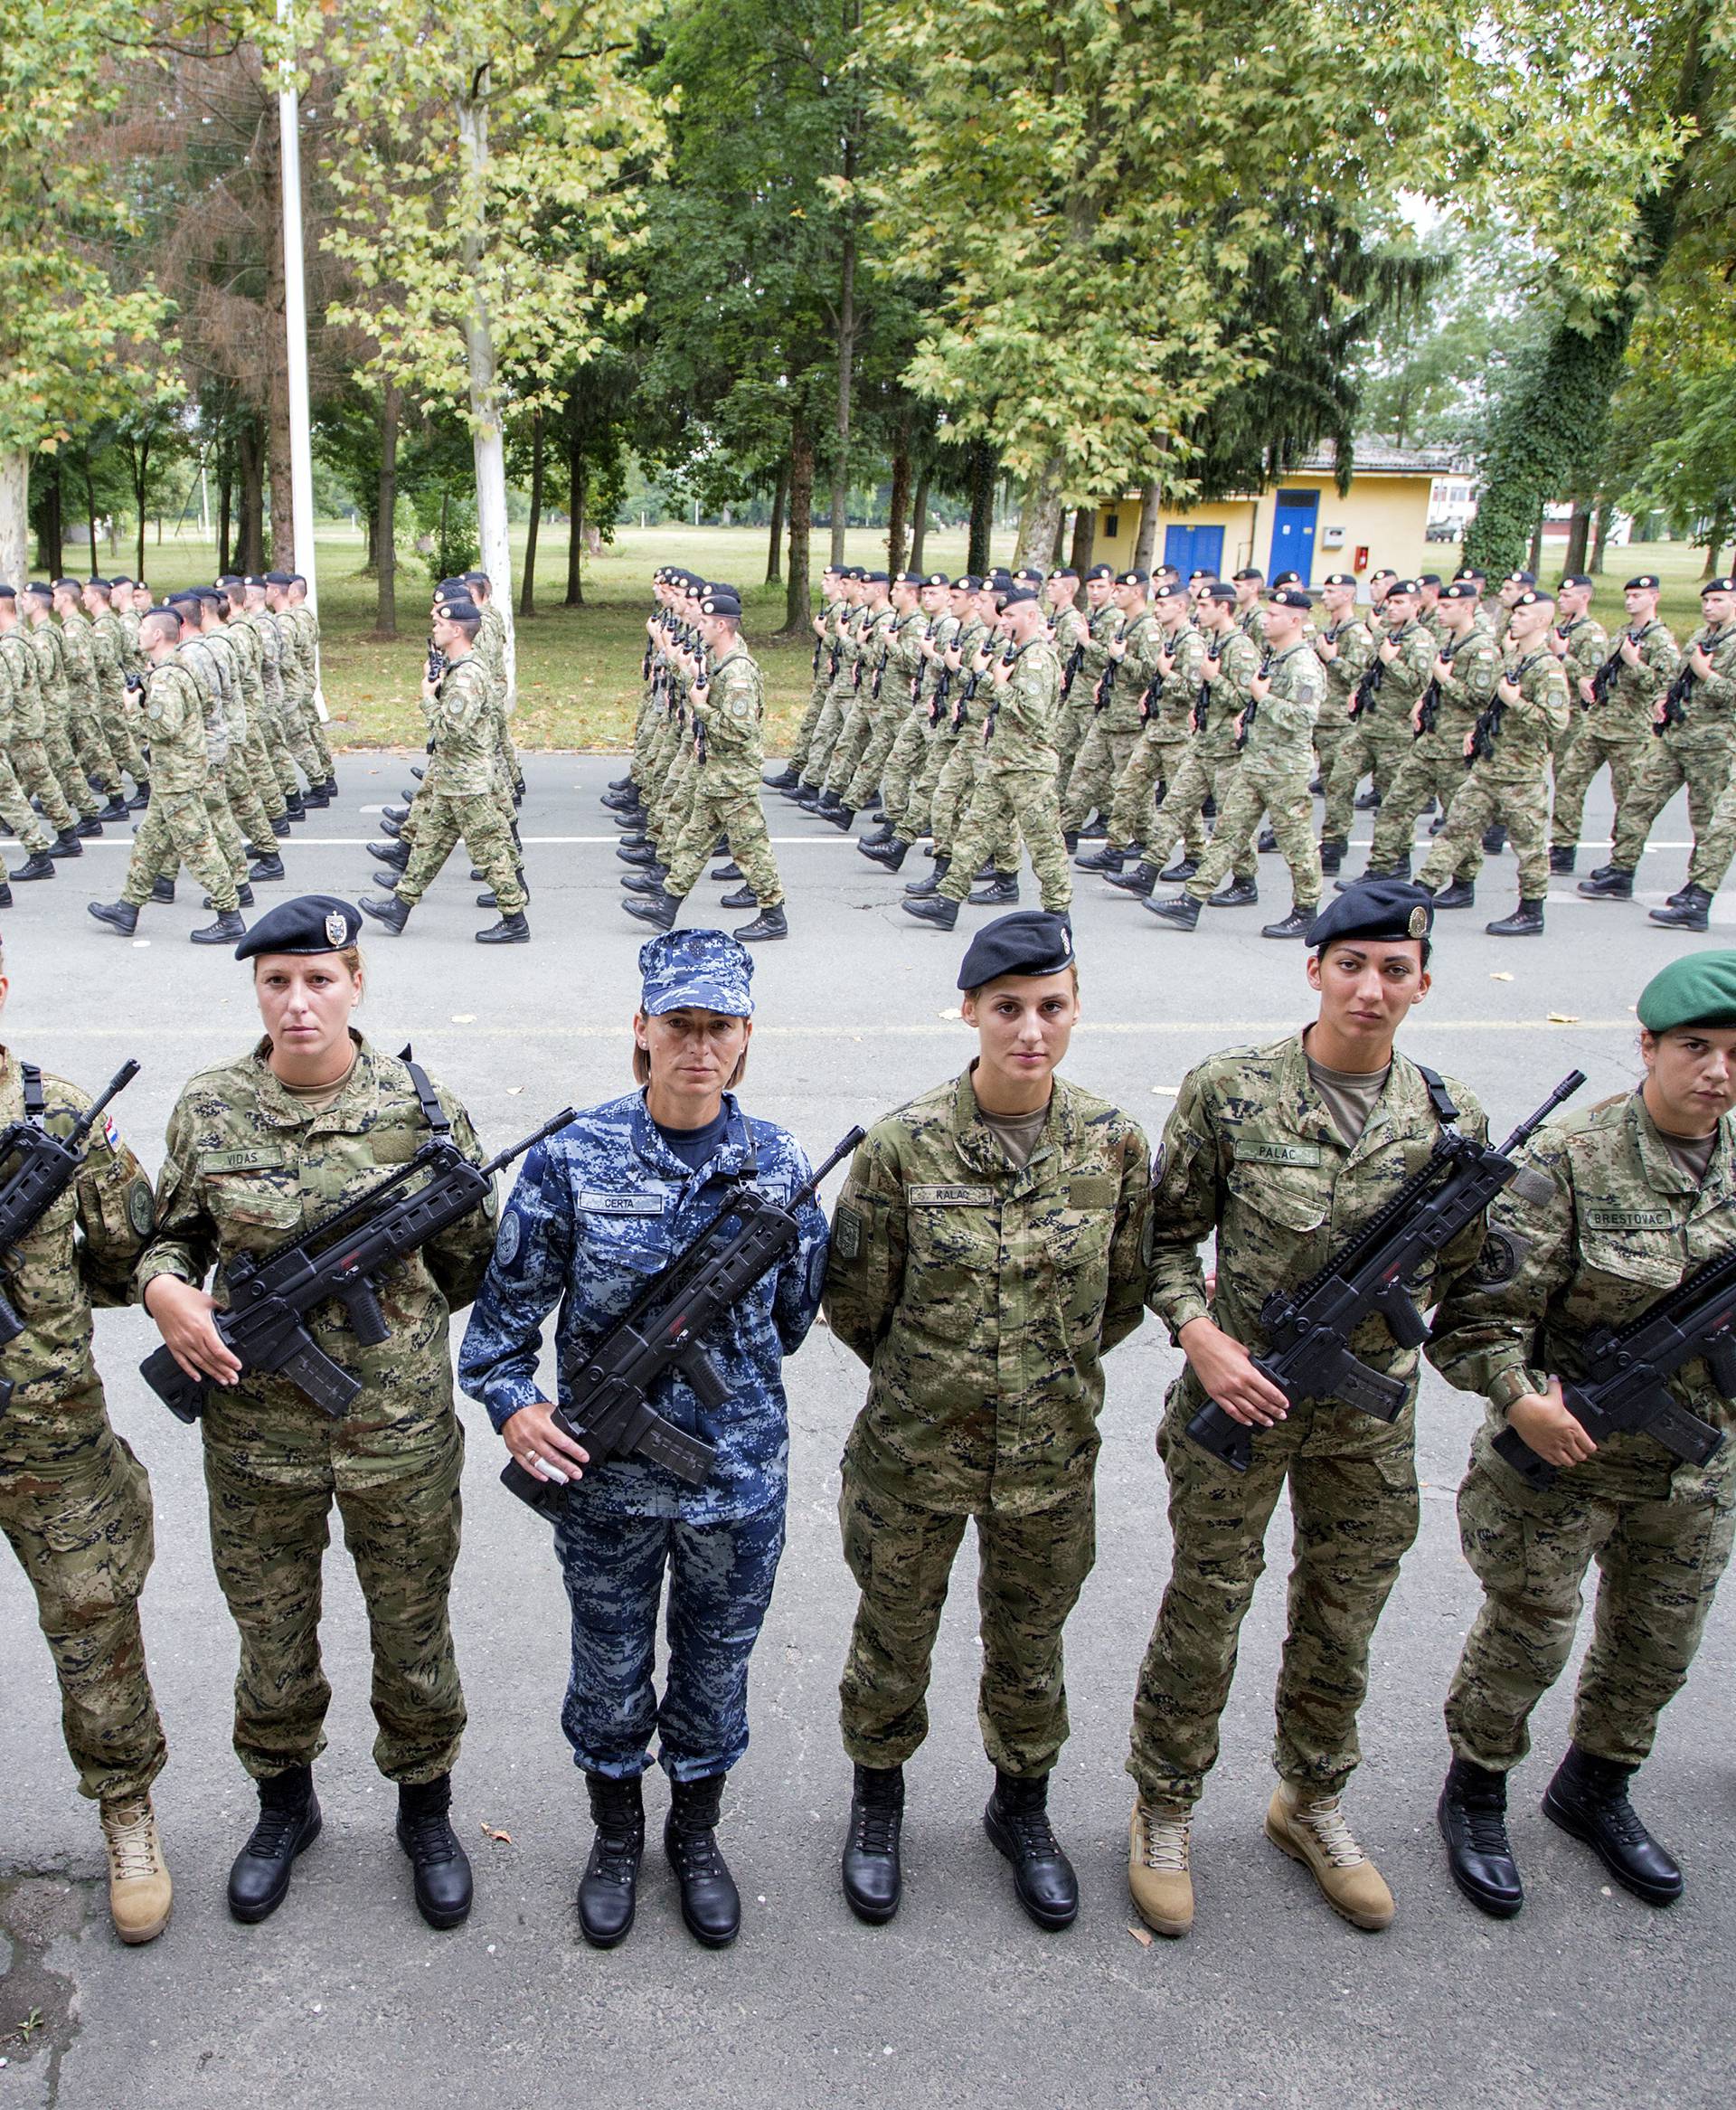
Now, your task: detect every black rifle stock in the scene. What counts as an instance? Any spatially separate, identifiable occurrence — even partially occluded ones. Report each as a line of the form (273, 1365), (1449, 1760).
(0, 1060), (141, 1409)
(142, 1105), (578, 1425)
(1656, 664), (1694, 734)
(1491, 1254), (1735, 1491)
(1186, 1073), (1585, 1472)
(501, 1128), (866, 1517)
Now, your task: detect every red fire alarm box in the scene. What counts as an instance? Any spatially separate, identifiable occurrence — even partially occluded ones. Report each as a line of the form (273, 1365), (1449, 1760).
(1354, 545), (1369, 572)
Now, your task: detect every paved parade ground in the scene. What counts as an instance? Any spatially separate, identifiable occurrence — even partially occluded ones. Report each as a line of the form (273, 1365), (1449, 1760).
(2, 756), (1732, 2110)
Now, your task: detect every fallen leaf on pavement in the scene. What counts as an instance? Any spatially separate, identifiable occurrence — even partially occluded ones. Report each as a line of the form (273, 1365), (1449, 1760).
(1489, 971), (1514, 981)
(1127, 1924), (1153, 1948)
(451, 1014), (477, 1024)
(481, 1823), (514, 1846)
(1547, 1012), (1580, 1025)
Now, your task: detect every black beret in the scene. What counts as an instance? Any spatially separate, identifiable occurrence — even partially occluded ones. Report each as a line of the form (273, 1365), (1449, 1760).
(1322, 572), (1357, 588)
(87, 577), (112, 591)
(264, 570), (293, 586)
(1002, 587), (1039, 606)
(235, 894), (363, 962)
(1454, 566), (1486, 582)
(1704, 576), (1736, 595)
(1514, 589), (1555, 608)
(195, 588), (222, 606)
(463, 570), (490, 586)
(109, 574), (133, 588)
(958, 910), (1075, 991)
(863, 570), (890, 585)
(699, 591), (741, 617)
(216, 572), (244, 588)
(52, 578), (81, 595)
(954, 574), (985, 593)
(243, 574), (267, 589)
(1012, 566), (1046, 586)
(892, 570), (920, 586)
(842, 566), (865, 581)
(1203, 582), (1238, 604)
(922, 572), (950, 588)
(1418, 572), (1443, 587)
(1504, 571), (1537, 587)
(1152, 583), (1185, 602)
(989, 568), (1013, 587)
(1270, 587), (1313, 610)
(434, 598), (482, 625)
(1231, 568), (1264, 583)
(1187, 568), (1217, 582)
(1271, 570), (1301, 588)
(24, 581), (52, 601)
(1369, 567), (1397, 582)
(0, 582), (17, 600)
(1558, 573), (1593, 591)
(290, 573), (307, 589)
(1626, 573), (1661, 591)
(436, 577), (468, 598)
(1440, 581), (1477, 601)
(1050, 566), (1080, 582)
(1307, 879), (1434, 951)
(1084, 563), (1115, 582)
(1385, 578), (1419, 597)
(1116, 568), (1149, 587)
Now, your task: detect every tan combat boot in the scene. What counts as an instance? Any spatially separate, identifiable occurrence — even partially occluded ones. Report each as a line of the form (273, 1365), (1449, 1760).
(1128, 1796), (1194, 1938)
(1264, 1781), (1393, 1930)
(101, 1795), (173, 1944)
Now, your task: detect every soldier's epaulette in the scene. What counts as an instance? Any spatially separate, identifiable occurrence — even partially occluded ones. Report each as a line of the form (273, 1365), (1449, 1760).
(1552, 1090), (1629, 1141)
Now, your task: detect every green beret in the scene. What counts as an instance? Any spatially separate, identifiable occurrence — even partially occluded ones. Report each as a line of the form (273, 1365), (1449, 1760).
(1637, 951), (1736, 1033)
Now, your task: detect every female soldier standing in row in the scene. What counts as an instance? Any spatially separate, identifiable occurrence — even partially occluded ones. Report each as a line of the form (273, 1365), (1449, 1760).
(1430, 951), (1736, 1918)
(139, 896), (498, 1931)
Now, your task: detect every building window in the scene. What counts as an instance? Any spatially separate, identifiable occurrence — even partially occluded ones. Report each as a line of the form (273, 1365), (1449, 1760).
(1104, 513), (1120, 538)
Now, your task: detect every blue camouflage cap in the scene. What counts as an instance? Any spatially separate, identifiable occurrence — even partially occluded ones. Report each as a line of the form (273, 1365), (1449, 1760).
(637, 928), (755, 1017)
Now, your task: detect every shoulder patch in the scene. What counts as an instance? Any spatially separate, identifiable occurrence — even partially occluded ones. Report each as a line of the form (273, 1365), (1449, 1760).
(1469, 1226), (1524, 1286)
(127, 1177), (156, 1237)
(495, 1208), (521, 1266)
(833, 1204), (862, 1260)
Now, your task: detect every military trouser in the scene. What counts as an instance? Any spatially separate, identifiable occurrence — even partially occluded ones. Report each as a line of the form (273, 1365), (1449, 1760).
(1128, 1384), (1420, 1807)
(655, 743), (701, 851)
(940, 763), (1071, 910)
(838, 1462), (1096, 1777)
(804, 680), (856, 787)
(879, 709), (932, 828)
(243, 715), (289, 825)
(844, 699), (909, 811)
(1447, 1443), (1736, 1774)
(203, 1405), (466, 1784)
(45, 705), (99, 820)
(665, 766), (784, 906)
(1417, 767), (1550, 900)
(554, 1495), (785, 1782)
(70, 703), (124, 800)
(1313, 715), (1351, 796)
(225, 750), (278, 857)
(928, 733), (982, 856)
(1061, 720), (1139, 831)
(293, 689), (335, 782)
(1551, 724), (1645, 852)
(1145, 750), (1253, 884)
(121, 785), (239, 912)
(10, 733), (79, 836)
(823, 692), (878, 798)
(1370, 733), (1479, 875)
(0, 748), (54, 856)
(99, 686), (149, 785)
(1109, 734), (1206, 856)
(902, 721), (962, 843)
(1610, 727), (1733, 874)
(396, 788), (525, 913)
(148, 781), (247, 888)
(1321, 716), (1410, 843)
(1686, 770), (1736, 894)
(1, 1384), (167, 1804)
(494, 714), (521, 802)
(1053, 693), (1094, 783)
(1184, 758), (1322, 909)
(786, 672), (834, 779)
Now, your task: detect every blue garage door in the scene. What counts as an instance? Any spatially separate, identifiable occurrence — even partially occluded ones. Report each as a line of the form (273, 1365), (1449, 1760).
(1269, 489), (1319, 585)
(1163, 524), (1224, 578)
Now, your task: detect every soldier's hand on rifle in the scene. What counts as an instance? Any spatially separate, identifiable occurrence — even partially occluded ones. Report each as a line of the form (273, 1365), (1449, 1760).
(1463, 728), (1478, 759)
(1690, 642), (1713, 678)
(1619, 632), (1642, 667)
(692, 677), (709, 705)
(1497, 674), (1521, 706)
(1108, 635), (1127, 660)
(1505, 1377), (1596, 1468)
(1156, 648), (1174, 677)
(501, 1397), (592, 1484)
(991, 653), (1013, 687)
(972, 643), (993, 672)
(944, 645), (962, 670)
(143, 1275), (242, 1387)
(1411, 700), (1425, 734)
(1177, 1316), (1288, 1427)
(1378, 635), (1400, 665)
(420, 674), (439, 704)
(1653, 696), (1669, 726)
(1578, 676), (1596, 705)
(1249, 669), (1270, 702)
(1316, 633), (1338, 661)
(1434, 654), (1453, 681)
(1233, 709), (1249, 742)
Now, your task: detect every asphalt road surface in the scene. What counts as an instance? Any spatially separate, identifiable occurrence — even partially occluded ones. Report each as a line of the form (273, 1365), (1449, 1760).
(1, 755), (1731, 2110)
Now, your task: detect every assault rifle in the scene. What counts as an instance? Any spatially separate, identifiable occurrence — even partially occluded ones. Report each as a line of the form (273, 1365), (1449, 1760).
(1417, 678), (1440, 735)
(1235, 652), (1272, 751)
(142, 1102), (578, 1424)
(1192, 640), (1221, 734)
(1468, 699), (1503, 765)
(1349, 656), (1385, 720)
(0, 1060), (141, 1411)
(1186, 1071), (1585, 1472)
(1491, 1247), (1734, 1491)
(871, 641), (890, 701)
(1589, 628), (1640, 706)
(1656, 664), (1694, 735)
(1060, 639), (1086, 703)
(501, 1128), (866, 1515)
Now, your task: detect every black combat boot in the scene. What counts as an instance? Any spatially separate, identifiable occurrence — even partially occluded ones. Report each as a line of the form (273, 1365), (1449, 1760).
(735, 905), (788, 941)
(360, 893), (412, 933)
(1258, 827), (1278, 853)
(861, 821), (896, 848)
(1260, 904), (1314, 940)
(1143, 893), (1201, 930)
(1482, 823), (1508, 854)
(764, 764), (800, 790)
(984, 1770), (1078, 1930)
(1549, 845), (1577, 875)
(203, 885), (255, 909)
(815, 790), (844, 816)
(127, 780), (152, 811)
(665, 1774), (741, 1947)
(96, 796), (132, 824)
(1107, 861), (1157, 896)
(622, 867), (670, 894)
(618, 839), (663, 866)
(1156, 856), (1197, 885)
(788, 781), (822, 807)
(369, 838), (410, 871)
(382, 803), (410, 825)
(969, 871), (1020, 907)
(578, 1773), (645, 1947)
(1578, 867), (1633, 900)
(228, 1765), (321, 1923)
(608, 773), (636, 793)
(284, 792), (307, 821)
(270, 815), (291, 837)
(303, 782), (331, 809)
(191, 910), (248, 946)
(1649, 885), (1711, 932)
(1334, 860), (1407, 894)
(904, 856), (949, 898)
(73, 816), (104, 837)
(1075, 810), (1109, 840)
(11, 851), (56, 882)
(821, 801), (856, 833)
(1432, 878), (1476, 911)
(841, 1764), (904, 1925)
(721, 885), (757, 910)
(712, 860), (742, 881)
(397, 1774), (474, 1929)
(1062, 830), (1079, 855)
(1354, 785), (1382, 809)
(861, 836), (910, 871)
(1543, 1745), (1683, 1906)
(87, 899), (138, 935)
(1486, 898), (1544, 937)
(1317, 837), (1346, 875)
(1206, 876), (1259, 908)
(901, 894), (959, 929)
(378, 812), (404, 840)
(50, 829), (83, 859)
(1438, 1756), (1523, 1918)
(600, 788), (639, 814)
(250, 853), (288, 883)
(622, 888), (680, 932)
(410, 764), (426, 781)
(476, 913), (531, 945)
(1074, 844), (1125, 874)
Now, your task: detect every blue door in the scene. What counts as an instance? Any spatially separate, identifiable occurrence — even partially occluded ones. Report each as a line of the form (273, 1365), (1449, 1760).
(1269, 489), (1319, 585)
(1163, 524), (1224, 578)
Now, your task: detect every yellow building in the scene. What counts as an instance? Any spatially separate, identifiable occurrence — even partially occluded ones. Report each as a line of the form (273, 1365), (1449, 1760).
(1087, 441), (1466, 590)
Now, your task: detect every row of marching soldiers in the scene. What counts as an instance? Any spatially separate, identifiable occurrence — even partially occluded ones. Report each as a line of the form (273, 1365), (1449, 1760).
(0, 572), (335, 941)
(757, 558), (1736, 943)
(359, 572), (532, 946)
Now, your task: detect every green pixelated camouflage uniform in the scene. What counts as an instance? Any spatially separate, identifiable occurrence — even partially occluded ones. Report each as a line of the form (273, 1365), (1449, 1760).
(1643, 620), (1736, 890)
(939, 635), (1071, 909)
(395, 649), (525, 913)
(665, 642), (785, 907)
(0, 1047), (165, 1805)
(0, 631), (58, 855)
(1321, 615), (1433, 844)
(23, 613), (97, 827)
(1061, 610), (1159, 830)
(138, 1035), (495, 1782)
(1105, 621), (1209, 858)
(824, 1070), (1149, 1774)
(1131, 1035), (1487, 1806)
(844, 607), (929, 809)
(1182, 637), (1323, 909)
(1311, 612), (1375, 821)
(57, 606), (125, 799)
(1370, 623), (1500, 877)
(1050, 601), (1094, 778)
(881, 611), (958, 832)
(1417, 642), (1568, 901)
(1140, 626), (1259, 885)
(119, 658), (240, 913)
(89, 608), (150, 784)
(1429, 1090), (1736, 1772)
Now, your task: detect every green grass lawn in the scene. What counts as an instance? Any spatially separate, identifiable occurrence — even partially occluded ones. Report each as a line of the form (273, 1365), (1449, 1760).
(108, 521), (1721, 752)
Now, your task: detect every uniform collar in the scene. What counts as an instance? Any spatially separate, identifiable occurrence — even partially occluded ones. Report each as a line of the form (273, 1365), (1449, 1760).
(948, 1065), (1076, 1179)
(1629, 1089), (1736, 1207)
(628, 1088), (756, 1184)
(248, 1028), (376, 1130)
(1286, 1027), (1417, 1159)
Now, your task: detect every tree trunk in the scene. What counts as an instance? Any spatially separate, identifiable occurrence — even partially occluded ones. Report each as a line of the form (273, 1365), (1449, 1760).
(34, 452), (62, 577)
(1700, 501), (1730, 577)
(884, 427), (912, 576)
(458, 74), (515, 705)
(218, 440), (234, 577)
(1068, 502), (1095, 572)
(967, 442), (995, 576)
(236, 419), (266, 574)
(781, 402), (815, 637)
(0, 448), (27, 590)
(520, 408), (544, 619)
(1012, 454), (1066, 569)
(1132, 479), (1162, 572)
(259, 108), (295, 567)
(81, 455), (100, 573)
(374, 381), (400, 638)
(563, 393), (584, 606)
(907, 461), (930, 573)
(1564, 498), (1593, 574)
(132, 436), (151, 581)
(765, 456), (788, 583)
(829, 228), (857, 568)
(1526, 507), (1544, 575)
(1590, 498), (1610, 576)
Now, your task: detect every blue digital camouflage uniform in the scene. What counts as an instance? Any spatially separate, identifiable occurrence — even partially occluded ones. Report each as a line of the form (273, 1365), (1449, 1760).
(458, 1090), (828, 1782)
